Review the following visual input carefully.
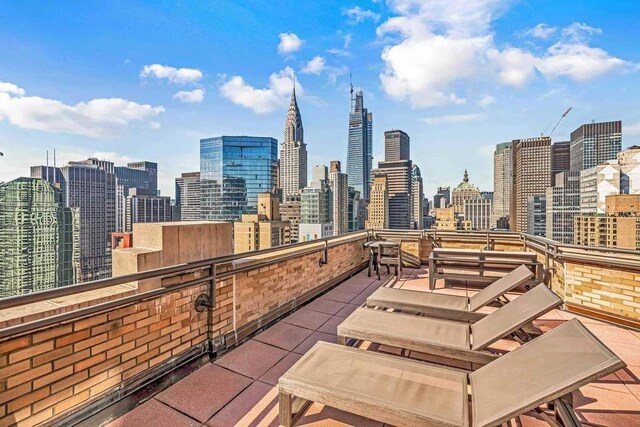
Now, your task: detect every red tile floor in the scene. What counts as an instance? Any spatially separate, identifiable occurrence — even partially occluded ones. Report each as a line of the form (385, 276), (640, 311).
(108, 267), (640, 427)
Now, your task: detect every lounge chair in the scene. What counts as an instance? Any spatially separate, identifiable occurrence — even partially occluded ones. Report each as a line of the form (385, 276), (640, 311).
(339, 283), (562, 365)
(367, 264), (533, 322)
(278, 319), (625, 427)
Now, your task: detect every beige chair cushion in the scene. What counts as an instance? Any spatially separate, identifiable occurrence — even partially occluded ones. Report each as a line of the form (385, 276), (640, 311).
(367, 286), (468, 313)
(470, 319), (625, 427)
(471, 284), (562, 350)
(338, 308), (470, 351)
(279, 341), (469, 427)
(468, 264), (534, 311)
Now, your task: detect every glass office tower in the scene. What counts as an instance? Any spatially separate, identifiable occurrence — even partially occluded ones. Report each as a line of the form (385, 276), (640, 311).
(0, 178), (79, 297)
(200, 136), (278, 221)
(347, 90), (373, 200)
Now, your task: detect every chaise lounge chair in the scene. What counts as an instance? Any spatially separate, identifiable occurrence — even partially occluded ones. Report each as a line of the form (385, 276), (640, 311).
(339, 283), (562, 365)
(367, 264), (534, 322)
(278, 319), (625, 427)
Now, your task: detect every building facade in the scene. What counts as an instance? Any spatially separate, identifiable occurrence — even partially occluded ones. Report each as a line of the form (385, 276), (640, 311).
(510, 137), (551, 233)
(200, 136), (278, 221)
(175, 172), (201, 221)
(115, 162), (160, 232)
(570, 121), (622, 172)
(279, 196), (301, 243)
(299, 180), (332, 241)
(546, 171), (580, 243)
(365, 174), (389, 230)
(384, 129), (410, 161)
(347, 89), (373, 200)
(434, 207), (471, 230)
(0, 178), (80, 297)
(32, 158), (115, 282)
(411, 164), (424, 229)
(574, 195), (640, 249)
(493, 142), (512, 227)
(551, 141), (570, 185)
(464, 197), (493, 230)
(329, 161), (349, 236)
(347, 187), (365, 231)
(124, 190), (172, 232)
(370, 160), (412, 229)
(526, 196), (547, 237)
(234, 192), (291, 253)
(280, 87), (307, 198)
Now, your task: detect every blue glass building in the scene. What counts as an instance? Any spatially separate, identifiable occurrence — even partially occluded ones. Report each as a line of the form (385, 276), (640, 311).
(347, 90), (373, 201)
(200, 136), (278, 221)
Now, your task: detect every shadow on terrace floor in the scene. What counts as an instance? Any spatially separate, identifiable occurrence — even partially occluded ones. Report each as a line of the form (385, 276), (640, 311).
(108, 267), (640, 427)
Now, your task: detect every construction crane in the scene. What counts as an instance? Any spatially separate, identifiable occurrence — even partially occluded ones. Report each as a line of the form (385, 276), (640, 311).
(541, 107), (572, 138)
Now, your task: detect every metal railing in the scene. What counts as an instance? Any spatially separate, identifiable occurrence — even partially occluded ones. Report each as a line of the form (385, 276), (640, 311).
(0, 230), (371, 339)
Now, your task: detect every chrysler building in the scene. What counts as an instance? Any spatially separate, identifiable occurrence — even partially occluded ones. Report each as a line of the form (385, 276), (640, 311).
(280, 84), (307, 198)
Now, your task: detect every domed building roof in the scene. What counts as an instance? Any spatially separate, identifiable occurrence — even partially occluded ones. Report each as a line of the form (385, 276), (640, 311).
(454, 169), (479, 192)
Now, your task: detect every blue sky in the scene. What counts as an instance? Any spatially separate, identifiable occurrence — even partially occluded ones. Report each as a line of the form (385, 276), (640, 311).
(1, 0), (639, 198)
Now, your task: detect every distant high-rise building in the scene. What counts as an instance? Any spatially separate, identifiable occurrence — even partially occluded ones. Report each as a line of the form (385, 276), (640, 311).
(434, 207), (471, 230)
(347, 88), (373, 200)
(347, 187), (365, 231)
(32, 158), (116, 282)
(433, 194), (446, 209)
(115, 161), (158, 232)
(124, 189), (172, 232)
(279, 196), (301, 243)
(365, 174), (389, 230)
(436, 186), (451, 207)
(329, 160), (349, 236)
(280, 86), (307, 198)
(200, 136), (278, 221)
(546, 171), (580, 243)
(464, 198), (493, 230)
(175, 172), (201, 221)
(234, 192), (291, 253)
(411, 164), (424, 229)
(493, 142), (512, 226)
(570, 121), (622, 172)
(510, 137), (551, 233)
(313, 165), (328, 182)
(384, 130), (410, 161)
(299, 180), (333, 241)
(451, 170), (480, 214)
(371, 160), (412, 229)
(527, 196), (547, 237)
(0, 178), (79, 297)
(551, 141), (570, 185)
(574, 194), (640, 249)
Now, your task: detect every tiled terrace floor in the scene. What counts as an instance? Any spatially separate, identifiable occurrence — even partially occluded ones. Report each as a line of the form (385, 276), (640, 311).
(108, 267), (640, 427)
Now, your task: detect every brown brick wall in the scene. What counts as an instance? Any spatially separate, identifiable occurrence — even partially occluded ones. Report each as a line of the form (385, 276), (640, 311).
(0, 235), (368, 426)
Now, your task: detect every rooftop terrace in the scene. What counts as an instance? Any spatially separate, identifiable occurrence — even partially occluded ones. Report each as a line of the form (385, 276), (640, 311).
(1, 229), (639, 426)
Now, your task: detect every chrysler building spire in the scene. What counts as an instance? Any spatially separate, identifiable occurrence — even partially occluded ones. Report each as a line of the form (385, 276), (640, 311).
(280, 77), (307, 197)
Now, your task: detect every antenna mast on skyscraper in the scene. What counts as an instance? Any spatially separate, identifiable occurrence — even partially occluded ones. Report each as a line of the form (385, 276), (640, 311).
(349, 72), (354, 111)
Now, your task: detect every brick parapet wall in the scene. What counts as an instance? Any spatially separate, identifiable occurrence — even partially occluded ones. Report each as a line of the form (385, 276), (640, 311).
(0, 235), (368, 426)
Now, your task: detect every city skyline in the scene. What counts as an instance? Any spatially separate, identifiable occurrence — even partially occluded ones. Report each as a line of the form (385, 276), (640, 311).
(1, 1), (639, 199)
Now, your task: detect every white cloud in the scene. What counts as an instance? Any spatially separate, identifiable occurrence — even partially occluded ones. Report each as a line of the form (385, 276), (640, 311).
(626, 122), (640, 137)
(140, 64), (203, 84)
(477, 95), (496, 108)
(419, 113), (485, 125)
(278, 33), (303, 54)
(173, 89), (205, 103)
(302, 56), (326, 75)
(377, 1), (633, 107)
(219, 67), (302, 114)
(0, 81), (25, 97)
(522, 23), (557, 39)
(0, 82), (164, 137)
(343, 6), (380, 23)
(328, 48), (351, 57)
(150, 121), (161, 129)
(344, 34), (353, 48)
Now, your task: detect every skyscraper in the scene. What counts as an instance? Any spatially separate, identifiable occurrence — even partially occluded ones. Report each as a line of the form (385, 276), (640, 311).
(551, 141), (570, 184)
(32, 158), (116, 282)
(234, 192), (291, 253)
(299, 179), (333, 241)
(493, 142), (512, 226)
(365, 174), (389, 230)
(435, 186), (451, 208)
(411, 164), (424, 229)
(175, 172), (201, 221)
(451, 170), (481, 214)
(124, 189), (172, 232)
(115, 161), (158, 232)
(371, 160), (412, 229)
(384, 130), (410, 161)
(200, 136), (278, 221)
(280, 86), (307, 198)
(510, 137), (551, 233)
(546, 171), (580, 243)
(570, 121), (622, 172)
(347, 88), (373, 200)
(0, 178), (79, 297)
(329, 160), (349, 236)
